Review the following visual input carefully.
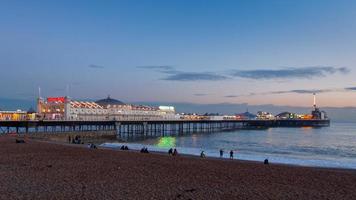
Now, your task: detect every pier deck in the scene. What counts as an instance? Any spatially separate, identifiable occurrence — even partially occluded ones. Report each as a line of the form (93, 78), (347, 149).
(0, 119), (330, 136)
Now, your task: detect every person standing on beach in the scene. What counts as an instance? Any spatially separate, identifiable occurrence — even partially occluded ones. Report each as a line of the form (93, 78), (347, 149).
(230, 150), (234, 159)
(173, 148), (178, 156)
(219, 149), (224, 158)
(200, 151), (205, 158)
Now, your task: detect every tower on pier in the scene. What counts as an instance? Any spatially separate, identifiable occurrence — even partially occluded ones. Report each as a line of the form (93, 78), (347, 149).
(313, 93), (317, 110)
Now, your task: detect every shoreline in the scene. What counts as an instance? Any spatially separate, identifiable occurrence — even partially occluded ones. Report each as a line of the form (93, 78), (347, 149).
(99, 141), (356, 171)
(2, 135), (356, 199)
(38, 137), (356, 173)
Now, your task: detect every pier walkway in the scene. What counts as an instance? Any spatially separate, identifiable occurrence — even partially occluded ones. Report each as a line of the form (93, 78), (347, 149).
(0, 119), (330, 137)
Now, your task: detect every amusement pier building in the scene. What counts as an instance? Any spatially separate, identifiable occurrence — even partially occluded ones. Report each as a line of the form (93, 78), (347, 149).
(37, 96), (177, 121)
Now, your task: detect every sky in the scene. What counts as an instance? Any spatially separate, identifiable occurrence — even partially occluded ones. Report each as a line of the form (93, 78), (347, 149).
(1, 0), (356, 109)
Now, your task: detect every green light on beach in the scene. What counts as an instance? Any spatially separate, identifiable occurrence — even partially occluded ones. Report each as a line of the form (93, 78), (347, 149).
(157, 137), (176, 148)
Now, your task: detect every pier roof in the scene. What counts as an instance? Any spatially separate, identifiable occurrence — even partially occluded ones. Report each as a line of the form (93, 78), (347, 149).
(95, 96), (125, 107)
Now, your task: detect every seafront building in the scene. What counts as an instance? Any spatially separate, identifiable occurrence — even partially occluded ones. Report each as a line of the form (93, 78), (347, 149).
(0, 108), (36, 121)
(37, 96), (178, 121)
(256, 111), (275, 120)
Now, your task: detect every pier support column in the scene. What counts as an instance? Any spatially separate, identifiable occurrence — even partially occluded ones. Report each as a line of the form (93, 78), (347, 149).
(115, 122), (121, 136)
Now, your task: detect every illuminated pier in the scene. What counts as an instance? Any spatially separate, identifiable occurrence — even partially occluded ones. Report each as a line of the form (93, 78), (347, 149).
(0, 94), (330, 136)
(0, 119), (330, 136)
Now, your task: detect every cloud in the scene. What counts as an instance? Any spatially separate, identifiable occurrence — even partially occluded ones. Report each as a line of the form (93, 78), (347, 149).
(193, 93), (209, 96)
(270, 89), (334, 94)
(138, 65), (228, 81)
(136, 65), (177, 75)
(224, 95), (240, 98)
(345, 87), (356, 91)
(231, 66), (350, 80)
(163, 72), (228, 81)
(137, 65), (175, 71)
(224, 88), (339, 98)
(138, 65), (349, 81)
(88, 64), (105, 69)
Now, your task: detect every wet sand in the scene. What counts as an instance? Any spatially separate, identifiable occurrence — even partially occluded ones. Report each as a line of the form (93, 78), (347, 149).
(1, 136), (356, 200)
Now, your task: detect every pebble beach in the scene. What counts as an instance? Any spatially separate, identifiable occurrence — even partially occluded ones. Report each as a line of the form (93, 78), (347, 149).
(1, 136), (356, 200)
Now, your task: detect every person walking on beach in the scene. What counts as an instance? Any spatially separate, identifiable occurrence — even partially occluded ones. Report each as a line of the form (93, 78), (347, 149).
(168, 148), (173, 155)
(230, 150), (234, 159)
(173, 148), (178, 156)
(264, 158), (269, 165)
(219, 149), (224, 158)
(200, 151), (206, 158)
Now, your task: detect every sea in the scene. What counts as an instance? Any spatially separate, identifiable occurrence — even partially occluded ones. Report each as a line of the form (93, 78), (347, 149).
(101, 122), (356, 169)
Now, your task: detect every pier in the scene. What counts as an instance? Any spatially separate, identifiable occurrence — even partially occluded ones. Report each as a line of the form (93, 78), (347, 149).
(0, 119), (330, 137)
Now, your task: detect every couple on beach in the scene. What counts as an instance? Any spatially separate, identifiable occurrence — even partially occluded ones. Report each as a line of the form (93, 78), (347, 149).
(168, 148), (178, 156)
(220, 149), (234, 159)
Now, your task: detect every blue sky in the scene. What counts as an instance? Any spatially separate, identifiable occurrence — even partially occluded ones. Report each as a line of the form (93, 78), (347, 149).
(1, 0), (356, 108)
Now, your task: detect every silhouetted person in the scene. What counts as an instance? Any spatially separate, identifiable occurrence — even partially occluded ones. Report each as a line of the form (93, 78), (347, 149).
(200, 151), (205, 158)
(264, 159), (269, 165)
(78, 136), (82, 144)
(168, 148), (173, 155)
(230, 150), (234, 159)
(120, 145), (125, 150)
(173, 148), (178, 156)
(124, 146), (129, 150)
(219, 149), (224, 158)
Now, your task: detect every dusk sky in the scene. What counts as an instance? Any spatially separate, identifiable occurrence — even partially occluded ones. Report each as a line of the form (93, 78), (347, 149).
(1, 0), (356, 108)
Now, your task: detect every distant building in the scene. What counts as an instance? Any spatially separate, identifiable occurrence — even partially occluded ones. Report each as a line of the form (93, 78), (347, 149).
(311, 93), (328, 120)
(275, 94), (328, 120)
(0, 109), (36, 121)
(311, 108), (328, 120)
(275, 112), (298, 119)
(37, 96), (67, 120)
(235, 112), (257, 120)
(256, 111), (275, 120)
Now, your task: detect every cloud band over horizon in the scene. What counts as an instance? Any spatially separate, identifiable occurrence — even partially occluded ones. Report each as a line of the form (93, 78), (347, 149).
(139, 66), (350, 81)
(137, 66), (229, 81)
(231, 66), (349, 80)
(225, 87), (356, 98)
